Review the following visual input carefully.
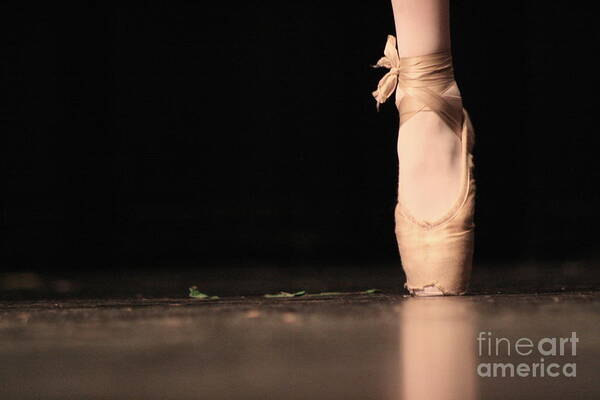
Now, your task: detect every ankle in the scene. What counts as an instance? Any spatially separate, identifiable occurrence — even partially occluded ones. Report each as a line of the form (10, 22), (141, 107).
(395, 81), (462, 110)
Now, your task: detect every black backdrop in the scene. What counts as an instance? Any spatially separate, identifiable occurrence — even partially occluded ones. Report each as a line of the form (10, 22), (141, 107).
(4, 2), (600, 273)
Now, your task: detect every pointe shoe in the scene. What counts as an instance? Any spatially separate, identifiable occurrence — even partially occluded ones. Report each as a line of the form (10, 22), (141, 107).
(372, 35), (476, 296)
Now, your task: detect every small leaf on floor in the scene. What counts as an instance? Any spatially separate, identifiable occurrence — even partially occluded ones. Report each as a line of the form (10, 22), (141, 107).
(264, 290), (306, 298)
(363, 289), (381, 294)
(189, 286), (219, 300)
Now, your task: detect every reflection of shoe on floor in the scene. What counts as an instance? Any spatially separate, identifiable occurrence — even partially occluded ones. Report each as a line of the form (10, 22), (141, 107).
(372, 35), (476, 296)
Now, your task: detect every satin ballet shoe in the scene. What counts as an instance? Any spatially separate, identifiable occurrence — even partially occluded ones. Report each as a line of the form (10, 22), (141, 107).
(372, 35), (476, 296)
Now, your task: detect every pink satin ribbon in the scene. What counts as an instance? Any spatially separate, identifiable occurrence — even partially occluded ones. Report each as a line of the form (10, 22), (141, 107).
(372, 35), (463, 137)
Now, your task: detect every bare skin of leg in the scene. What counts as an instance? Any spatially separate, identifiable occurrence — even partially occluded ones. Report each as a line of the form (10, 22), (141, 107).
(392, 0), (463, 223)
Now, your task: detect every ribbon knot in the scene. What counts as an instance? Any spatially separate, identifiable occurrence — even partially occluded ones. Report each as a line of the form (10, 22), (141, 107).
(371, 35), (401, 111)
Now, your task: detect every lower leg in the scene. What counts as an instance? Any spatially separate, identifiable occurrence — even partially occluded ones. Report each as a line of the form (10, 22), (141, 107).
(392, 0), (451, 57)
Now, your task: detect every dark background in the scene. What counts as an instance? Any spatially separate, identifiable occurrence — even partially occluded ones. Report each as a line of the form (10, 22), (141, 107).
(4, 2), (600, 277)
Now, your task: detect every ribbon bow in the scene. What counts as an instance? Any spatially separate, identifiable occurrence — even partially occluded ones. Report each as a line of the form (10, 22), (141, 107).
(371, 35), (401, 111)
